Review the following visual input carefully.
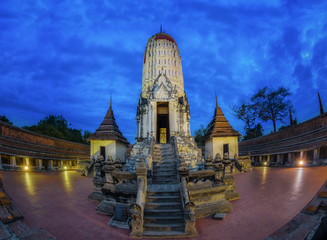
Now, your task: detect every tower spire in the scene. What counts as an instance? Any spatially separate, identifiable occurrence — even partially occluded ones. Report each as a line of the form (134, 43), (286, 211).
(109, 93), (112, 110)
(215, 91), (218, 107)
(318, 91), (324, 115)
(160, 24), (162, 33)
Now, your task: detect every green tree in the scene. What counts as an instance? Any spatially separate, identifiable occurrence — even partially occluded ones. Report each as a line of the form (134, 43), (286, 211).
(194, 124), (209, 146)
(82, 130), (92, 144)
(232, 103), (255, 130)
(251, 87), (292, 132)
(243, 123), (263, 140)
(0, 115), (13, 125)
(24, 114), (86, 144)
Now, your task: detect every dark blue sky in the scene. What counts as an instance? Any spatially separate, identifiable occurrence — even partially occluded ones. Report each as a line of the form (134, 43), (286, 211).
(1, 0), (327, 143)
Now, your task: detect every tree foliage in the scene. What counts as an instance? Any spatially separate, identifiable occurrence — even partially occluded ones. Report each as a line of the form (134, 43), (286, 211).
(243, 123), (263, 141)
(194, 124), (209, 146)
(233, 86), (293, 140)
(251, 87), (292, 132)
(0, 115), (13, 125)
(23, 114), (91, 144)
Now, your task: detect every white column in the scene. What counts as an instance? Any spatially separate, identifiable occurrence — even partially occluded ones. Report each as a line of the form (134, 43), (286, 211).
(61, 160), (64, 168)
(25, 157), (30, 166)
(300, 151), (304, 160)
(276, 155), (281, 166)
(143, 108), (148, 138)
(151, 102), (156, 137)
(50, 160), (53, 170)
(267, 155), (270, 165)
(38, 159), (42, 169)
(169, 102), (176, 136)
(313, 149), (319, 165)
(10, 156), (16, 167)
(259, 156), (262, 165)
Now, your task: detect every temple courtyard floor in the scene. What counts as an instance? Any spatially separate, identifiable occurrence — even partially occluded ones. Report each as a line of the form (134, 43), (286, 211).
(2, 166), (327, 240)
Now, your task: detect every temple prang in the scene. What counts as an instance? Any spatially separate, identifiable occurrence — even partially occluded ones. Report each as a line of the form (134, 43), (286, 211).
(89, 31), (247, 238)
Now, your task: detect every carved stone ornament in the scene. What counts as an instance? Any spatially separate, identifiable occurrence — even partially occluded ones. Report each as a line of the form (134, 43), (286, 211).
(130, 203), (142, 221)
(185, 202), (195, 220)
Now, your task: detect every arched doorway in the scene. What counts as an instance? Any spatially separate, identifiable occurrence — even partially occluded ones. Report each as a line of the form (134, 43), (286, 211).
(157, 102), (169, 144)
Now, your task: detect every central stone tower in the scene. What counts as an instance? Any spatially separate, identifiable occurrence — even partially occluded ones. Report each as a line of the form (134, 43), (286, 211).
(136, 31), (191, 144)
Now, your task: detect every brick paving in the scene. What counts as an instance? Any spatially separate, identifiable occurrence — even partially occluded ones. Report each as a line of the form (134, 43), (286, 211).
(2, 167), (327, 240)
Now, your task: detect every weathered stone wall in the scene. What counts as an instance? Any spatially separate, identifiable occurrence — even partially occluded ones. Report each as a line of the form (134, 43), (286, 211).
(0, 121), (89, 161)
(239, 113), (327, 156)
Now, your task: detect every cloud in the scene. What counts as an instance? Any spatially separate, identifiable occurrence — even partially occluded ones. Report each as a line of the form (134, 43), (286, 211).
(1, 0), (327, 142)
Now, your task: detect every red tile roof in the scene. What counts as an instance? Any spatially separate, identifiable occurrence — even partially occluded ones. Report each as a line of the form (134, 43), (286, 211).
(87, 103), (129, 145)
(154, 33), (176, 43)
(205, 99), (241, 139)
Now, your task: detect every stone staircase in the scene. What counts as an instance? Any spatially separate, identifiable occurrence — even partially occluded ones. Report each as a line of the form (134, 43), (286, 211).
(143, 144), (185, 237)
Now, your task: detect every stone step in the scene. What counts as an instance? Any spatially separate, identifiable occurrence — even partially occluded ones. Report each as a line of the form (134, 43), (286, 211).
(147, 191), (180, 197)
(153, 161), (176, 168)
(145, 202), (182, 210)
(144, 215), (184, 224)
(147, 184), (180, 193)
(152, 181), (179, 185)
(152, 173), (177, 177)
(152, 177), (178, 182)
(142, 230), (185, 238)
(143, 222), (185, 232)
(153, 165), (177, 171)
(144, 208), (183, 217)
(146, 195), (181, 203)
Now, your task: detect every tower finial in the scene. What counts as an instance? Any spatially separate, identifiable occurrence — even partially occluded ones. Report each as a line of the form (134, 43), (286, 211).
(215, 91), (218, 107)
(318, 91), (324, 115)
(160, 24), (162, 33)
(109, 93), (112, 110)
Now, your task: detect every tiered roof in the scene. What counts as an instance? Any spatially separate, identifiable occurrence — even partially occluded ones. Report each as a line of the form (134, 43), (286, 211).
(205, 97), (241, 139)
(87, 98), (129, 145)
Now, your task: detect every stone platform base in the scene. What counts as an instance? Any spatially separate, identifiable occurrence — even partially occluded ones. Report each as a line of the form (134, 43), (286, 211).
(88, 192), (103, 202)
(195, 198), (232, 218)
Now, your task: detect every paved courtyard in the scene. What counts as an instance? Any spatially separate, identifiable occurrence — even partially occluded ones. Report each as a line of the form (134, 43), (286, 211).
(2, 166), (327, 240)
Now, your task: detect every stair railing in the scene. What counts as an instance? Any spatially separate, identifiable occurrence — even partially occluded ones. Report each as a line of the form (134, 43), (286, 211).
(130, 157), (147, 237)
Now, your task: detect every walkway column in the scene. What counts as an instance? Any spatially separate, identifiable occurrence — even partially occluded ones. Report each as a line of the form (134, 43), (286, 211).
(25, 157), (30, 166)
(276, 155), (281, 166)
(38, 159), (43, 170)
(313, 148), (319, 166)
(267, 155), (270, 166)
(300, 151), (304, 160)
(0, 155), (2, 169)
(259, 156), (262, 166)
(288, 153), (292, 166)
(61, 160), (64, 169)
(49, 160), (53, 170)
(10, 156), (16, 168)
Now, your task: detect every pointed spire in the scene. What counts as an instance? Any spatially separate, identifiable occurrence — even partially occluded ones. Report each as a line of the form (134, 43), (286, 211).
(160, 24), (162, 33)
(87, 94), (129, 145)
(318, 91), (324, 115)
(109, 93), (112, 110)
(205, 96), (241, 139)
(215, 91), (218, 107)
(289, 107), (293, 126)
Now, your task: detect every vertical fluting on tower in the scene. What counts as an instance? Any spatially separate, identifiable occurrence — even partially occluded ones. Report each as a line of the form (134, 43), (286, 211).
(141, 33), (184, 97)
